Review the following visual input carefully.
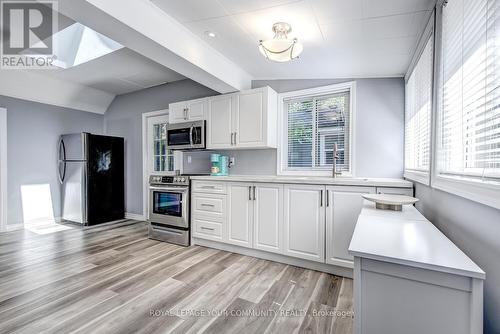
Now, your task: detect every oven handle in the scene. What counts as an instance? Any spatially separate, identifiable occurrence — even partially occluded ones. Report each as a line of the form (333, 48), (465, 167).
(149, 186), (188, 193)
(151, 224), (184, 235)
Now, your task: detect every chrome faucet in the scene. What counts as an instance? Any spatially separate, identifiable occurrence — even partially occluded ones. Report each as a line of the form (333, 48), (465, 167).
(332, 142), (342, 178)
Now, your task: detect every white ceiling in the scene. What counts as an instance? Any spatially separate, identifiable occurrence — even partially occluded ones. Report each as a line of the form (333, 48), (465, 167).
(40, 47), (186, 95)
(151, 0), (435, 78)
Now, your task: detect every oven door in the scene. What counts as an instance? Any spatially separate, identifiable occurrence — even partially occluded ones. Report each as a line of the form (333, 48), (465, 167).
(149, 186), (189, 228)
(167, 121), (205, 150)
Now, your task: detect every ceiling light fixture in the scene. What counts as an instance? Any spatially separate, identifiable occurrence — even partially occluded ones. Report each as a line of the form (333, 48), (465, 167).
(258, 22), (303, 62)
(205, 31), (216, 38)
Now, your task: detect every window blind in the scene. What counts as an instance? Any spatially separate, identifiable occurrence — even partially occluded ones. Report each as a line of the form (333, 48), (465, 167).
(405, 35), (434, 173)
(285, 91), (350, 172)
(438, 0), (500, 180)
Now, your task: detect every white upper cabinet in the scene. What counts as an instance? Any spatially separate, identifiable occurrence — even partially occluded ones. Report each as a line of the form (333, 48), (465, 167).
(207, 86), (278, 150)
(326, 186), (376, 267)
(207, 94), (233, 149)
(168, 98), (207, 124)
(283, 184), (325, 262)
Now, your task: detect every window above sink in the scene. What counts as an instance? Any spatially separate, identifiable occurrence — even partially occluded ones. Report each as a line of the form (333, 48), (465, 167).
(277, 82), (356, 177)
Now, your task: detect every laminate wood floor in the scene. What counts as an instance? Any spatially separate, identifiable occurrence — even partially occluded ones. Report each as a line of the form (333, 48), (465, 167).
(0, 220), (353, 334)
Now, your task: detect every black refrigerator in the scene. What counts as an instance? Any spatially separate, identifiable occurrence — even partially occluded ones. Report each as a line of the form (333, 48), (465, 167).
(58, 133), (125, 225)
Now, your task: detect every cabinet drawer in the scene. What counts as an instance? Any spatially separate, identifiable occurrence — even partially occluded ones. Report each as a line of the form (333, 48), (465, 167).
(192, 194), (226, 220)
(193, 218), (223, 241)
(376, 187), (414, 196)
(192, 181), (227, 194)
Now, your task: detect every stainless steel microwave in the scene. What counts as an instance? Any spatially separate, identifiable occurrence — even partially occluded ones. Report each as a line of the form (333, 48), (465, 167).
(166, 120), (205, 150)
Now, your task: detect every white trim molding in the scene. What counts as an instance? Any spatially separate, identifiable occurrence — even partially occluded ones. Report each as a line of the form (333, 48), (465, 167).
(142, 109), (169, 221)
(432, 175), (500, 210)
(404, 170), (430, 186)
(0, 108), (7, 231)
(125, 212), (146, 221)
(277, 81), (357, 177)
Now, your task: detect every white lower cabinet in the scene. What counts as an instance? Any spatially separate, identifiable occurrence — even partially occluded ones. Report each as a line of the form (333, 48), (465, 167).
(192, 217), (223, 242)
(227, 183), (254, 248)
(326, 186), (376, 267)
(283, 184), (325, 263)
(192, 180), (412, 270)
(253, 183), (283, 254)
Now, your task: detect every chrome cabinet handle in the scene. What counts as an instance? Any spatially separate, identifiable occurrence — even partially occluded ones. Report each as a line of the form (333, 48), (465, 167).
(200, 226), (215, 231)
(184, 108), (188, 120)
(234, 131), (237, 145)
(248, 186), (252, 200)
(320, 190), (323, 207)
(326, 190), (329, 207)
(253, 186), (256, 200)
(201, 203), (215, 207)
(201, 185), (215, 189)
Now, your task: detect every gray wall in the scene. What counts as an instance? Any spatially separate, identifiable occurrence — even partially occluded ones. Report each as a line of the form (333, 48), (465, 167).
(104, 79), (217, 215)
(252, 78), (405, 178)
(0, 95), (103, 226)
(415, 184), (500, 334)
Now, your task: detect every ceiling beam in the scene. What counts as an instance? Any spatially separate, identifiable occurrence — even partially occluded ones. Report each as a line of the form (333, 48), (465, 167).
(54, 0), (252, 94)
(0, 70), (115, 114)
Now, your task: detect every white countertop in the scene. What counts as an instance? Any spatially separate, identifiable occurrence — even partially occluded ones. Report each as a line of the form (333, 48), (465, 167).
(190, 175), (413, 188)
(349, 201), (485, 279)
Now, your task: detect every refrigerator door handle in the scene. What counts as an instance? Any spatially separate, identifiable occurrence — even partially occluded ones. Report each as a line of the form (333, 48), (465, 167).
(58, 138), (66, 161)
(58, 161), (66, 184)
(58, 138), (67, 183)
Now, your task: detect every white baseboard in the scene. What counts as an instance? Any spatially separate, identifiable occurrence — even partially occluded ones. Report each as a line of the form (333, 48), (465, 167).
(0, 223), (23, 232)
(192, 237), (353, 279)
(125, 212), (146, 221)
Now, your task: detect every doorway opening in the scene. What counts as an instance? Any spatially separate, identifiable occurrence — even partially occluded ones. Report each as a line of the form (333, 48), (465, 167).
(0, 108), (7, 231)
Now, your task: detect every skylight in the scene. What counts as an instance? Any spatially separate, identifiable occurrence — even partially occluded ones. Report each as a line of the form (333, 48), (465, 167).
(37, 23), (123, 69)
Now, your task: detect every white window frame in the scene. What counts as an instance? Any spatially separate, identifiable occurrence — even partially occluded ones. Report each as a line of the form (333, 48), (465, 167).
(404, 3), (500, 210)
(428, 2), (500, 210)
(404, 13), (434, 186)
(0, 107), (7, 231)
(277, 82), (356, 177)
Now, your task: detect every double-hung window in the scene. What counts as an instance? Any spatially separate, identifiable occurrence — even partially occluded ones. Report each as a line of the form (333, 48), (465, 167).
(404, 33), (434, 184)
(279, 83), (354, 176)
(434, 0), (500, 208)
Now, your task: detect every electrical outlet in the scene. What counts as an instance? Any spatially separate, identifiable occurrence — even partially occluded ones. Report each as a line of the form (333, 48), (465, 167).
(229, 157), (235, 167)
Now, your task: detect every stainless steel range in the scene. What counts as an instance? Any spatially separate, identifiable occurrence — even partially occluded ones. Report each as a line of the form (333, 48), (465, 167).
(148, 175), (190, 246)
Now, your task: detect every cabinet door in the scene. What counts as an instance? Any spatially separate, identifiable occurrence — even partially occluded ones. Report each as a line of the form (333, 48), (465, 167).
(283, 184), (325, 262)
(234, 89), (266, 148)
(253, 183), (283, 254)
(187, 98), (206, 121)
(169, 102), (187, 123)
(326, 186), (376, 267)
(227, 183), (253, 248)
(207, 95), (233, 149)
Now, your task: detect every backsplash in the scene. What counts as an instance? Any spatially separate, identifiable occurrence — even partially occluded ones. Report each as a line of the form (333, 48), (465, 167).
(212, 149), (277, 175)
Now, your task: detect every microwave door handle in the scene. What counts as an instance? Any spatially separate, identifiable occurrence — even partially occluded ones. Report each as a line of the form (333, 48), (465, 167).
(189, 126), (194, 146)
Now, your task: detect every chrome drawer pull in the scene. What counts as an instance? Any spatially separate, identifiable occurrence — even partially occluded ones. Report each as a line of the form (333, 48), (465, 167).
(200, 227), (215, 231)
(201, 204), (215, 207)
